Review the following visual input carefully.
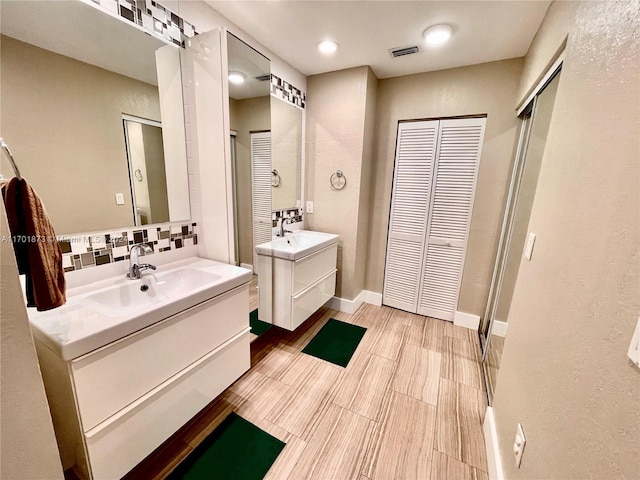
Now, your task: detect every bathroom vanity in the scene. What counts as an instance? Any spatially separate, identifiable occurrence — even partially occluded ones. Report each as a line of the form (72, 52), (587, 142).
(29, 258), (252, 480)
(257, 230), (339, 330)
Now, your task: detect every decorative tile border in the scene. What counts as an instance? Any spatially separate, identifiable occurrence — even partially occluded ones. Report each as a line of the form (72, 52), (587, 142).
(271, 74), (306, 109)
(58, 222), (197, 273)
(93, 0), (198, 47)
(272, 208), (303, 228)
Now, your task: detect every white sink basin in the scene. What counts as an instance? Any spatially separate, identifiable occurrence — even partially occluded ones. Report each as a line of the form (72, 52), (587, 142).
(256, 230), (339, 260)
(28, 258), (251, 360)
(80, 268), (221, 317)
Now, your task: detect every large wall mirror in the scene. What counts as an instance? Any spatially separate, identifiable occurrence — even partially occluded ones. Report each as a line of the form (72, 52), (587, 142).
(227, 32), (304, 272)
(227, 32), (271, 270)
(0, 0), (190, 235)
(271, 96), (302, 211)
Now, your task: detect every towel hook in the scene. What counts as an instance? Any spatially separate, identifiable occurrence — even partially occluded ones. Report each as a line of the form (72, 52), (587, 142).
(330, 170), (346, 190)
(0, 137), (22, 180)
(272, 169), (281, 187)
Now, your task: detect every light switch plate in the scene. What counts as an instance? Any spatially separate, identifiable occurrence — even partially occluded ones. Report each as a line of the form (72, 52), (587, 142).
(514, 423), (526, 468)
(306, 200), (314, 214)
(115, 193), (125, 205)
(628, 316), (640, 369)
(524, 233), (536, 260)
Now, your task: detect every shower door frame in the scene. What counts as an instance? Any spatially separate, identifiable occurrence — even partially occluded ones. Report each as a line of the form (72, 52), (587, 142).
(480, 57), (564, 403)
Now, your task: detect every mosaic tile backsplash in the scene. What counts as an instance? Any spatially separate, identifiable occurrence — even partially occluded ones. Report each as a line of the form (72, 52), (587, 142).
(59, 222), (197, 273)
(93, 0), (198, 47)
(271, 74), (306, 109)
(272, 208), (303, 228)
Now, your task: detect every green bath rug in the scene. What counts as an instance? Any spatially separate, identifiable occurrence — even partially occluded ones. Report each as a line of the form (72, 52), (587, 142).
(302, 318), (367, 367)
(250, 308), (272, 337)
(167, 412), (285, 480)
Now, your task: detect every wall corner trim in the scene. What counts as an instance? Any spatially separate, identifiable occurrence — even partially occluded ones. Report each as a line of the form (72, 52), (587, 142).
(327, 291), (364, 315)
(454, 310), (481, 330)
(362, 290), (383, 306)
(328, 290), (383, 314)
(483, 406), (504, 480)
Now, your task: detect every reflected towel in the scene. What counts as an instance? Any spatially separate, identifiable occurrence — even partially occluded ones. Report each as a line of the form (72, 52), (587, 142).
(3, 178), (66, 311)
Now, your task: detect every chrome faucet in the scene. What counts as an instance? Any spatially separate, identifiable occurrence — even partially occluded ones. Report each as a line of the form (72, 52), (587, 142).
(127, 243), (156, 279)
(278, 217), (294, 237)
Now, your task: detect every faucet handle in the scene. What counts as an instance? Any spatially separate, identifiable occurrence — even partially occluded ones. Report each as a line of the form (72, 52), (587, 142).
(131, 243), (153, 254)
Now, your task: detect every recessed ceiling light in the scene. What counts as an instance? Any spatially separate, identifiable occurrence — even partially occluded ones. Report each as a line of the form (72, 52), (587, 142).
(423, 24), (453, 46)
(228, 71), (246, 85)
(317, 40), (339, 54)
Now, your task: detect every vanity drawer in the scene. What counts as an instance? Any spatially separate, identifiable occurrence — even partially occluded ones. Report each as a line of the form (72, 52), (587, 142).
(291, 270), (337, 330)
(84, 330), (250, 480)
(71, 284), (249, 431)
(292, 243), (338, 295)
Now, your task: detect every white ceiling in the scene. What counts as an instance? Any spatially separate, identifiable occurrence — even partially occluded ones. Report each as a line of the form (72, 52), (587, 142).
(206, 0), (551, 79)
(227, 33), (271, 99)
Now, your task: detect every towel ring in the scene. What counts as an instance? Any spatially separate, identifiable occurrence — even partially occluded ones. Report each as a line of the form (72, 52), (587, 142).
(272, 169), (281, 187)
(330, 170), (346, 190)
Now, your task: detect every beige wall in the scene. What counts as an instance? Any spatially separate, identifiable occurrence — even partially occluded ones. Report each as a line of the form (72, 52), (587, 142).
(306, 66), (376, 300)
(229, 95), (270, 266)
(366, 59), (524, 316)
(492, 2), (640, 479)
(355, 68), (378, 296)
(0, 35), (161, 234)
(0, 206), (64, 479)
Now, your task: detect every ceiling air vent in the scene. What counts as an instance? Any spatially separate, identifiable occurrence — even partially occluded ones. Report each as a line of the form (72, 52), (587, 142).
(255, 74), (271, 82)
(389, 45), (420, 58)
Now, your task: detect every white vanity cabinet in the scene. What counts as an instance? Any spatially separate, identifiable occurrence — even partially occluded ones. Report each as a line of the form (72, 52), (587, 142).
(259, 240), (338, 331)
(35, 283), (250, 480)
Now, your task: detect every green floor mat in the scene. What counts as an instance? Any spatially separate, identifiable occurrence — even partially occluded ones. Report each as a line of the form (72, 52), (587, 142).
(167, 412), (285, 480)
(302, 318), (367, 367)
(250, 308), (272, 336)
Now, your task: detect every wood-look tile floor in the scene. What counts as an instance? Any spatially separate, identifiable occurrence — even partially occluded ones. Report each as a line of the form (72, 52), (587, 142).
(122, 303), (489, 480)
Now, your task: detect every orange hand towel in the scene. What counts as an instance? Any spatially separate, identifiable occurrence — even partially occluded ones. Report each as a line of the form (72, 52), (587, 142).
(3, 178), (66, 311)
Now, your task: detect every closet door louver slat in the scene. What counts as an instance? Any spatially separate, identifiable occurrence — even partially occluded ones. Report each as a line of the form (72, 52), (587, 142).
(418, 118), (486, 320)
(251, 132), (272, 274)
(382, 120), (439, 312)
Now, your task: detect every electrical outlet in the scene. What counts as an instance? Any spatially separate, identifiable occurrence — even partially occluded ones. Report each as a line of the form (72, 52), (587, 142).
(628, 316), (640, 369)
(524, 233), (536, 260)
(115, 193), (125, 205)
(513, 423), (526, 468)
(306, 200), (314, 214)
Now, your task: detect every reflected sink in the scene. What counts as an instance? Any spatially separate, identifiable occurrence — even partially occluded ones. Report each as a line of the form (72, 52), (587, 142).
(256, 230), (339, 260)
(80, 269), (222, 317)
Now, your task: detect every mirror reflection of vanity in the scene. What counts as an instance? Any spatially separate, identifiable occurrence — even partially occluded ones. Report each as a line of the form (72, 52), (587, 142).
(226, 32), (271, 272)
(226, 31), (304, 273)
(0, 0), (190, 235)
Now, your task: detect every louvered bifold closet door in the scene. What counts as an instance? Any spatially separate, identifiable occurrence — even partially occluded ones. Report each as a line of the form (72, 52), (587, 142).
(383, 120), (439, 312)
(251, 132), (272, 274)
(417, 117), (486, 320)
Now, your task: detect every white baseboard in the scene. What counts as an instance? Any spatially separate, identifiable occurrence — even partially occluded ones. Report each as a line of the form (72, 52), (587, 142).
(240, 263), (253, 273)
(328, 289), (382, 314)
(483, 406), (504, 480)
(362, 290), (382, 306)
(491, 320), (508, 337)
(454, 310), (480, 330)
(327, 290), (364, 315)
